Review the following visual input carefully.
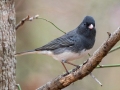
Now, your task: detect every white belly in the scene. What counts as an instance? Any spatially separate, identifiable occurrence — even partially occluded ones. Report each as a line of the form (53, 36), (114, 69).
(37, 49), (90, 62)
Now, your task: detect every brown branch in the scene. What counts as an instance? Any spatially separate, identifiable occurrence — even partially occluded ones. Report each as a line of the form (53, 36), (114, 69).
(36, 27), (120, 90)
(15, 15), (39, 30)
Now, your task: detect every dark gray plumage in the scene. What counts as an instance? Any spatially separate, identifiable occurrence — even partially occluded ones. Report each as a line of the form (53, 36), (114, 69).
(15, 16), (96, 73)
(35, 16), (96, 54)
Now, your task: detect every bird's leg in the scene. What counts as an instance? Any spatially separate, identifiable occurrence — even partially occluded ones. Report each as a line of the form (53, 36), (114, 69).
(61, 62), (69, 74)
(66, 61), (80, 69)
(62, 60), (80, 69)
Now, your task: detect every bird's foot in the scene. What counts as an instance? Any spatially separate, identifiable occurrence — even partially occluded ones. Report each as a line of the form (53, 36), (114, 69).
(76, 65), (80, 69)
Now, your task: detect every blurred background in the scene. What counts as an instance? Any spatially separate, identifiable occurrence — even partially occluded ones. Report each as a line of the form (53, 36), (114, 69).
(15, 0), (120, 90)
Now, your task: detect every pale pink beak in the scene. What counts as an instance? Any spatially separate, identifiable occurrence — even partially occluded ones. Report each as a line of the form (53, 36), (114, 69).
(88, 24), (94, 29)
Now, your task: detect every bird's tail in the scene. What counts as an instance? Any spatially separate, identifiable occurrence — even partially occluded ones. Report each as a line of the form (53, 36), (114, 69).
(15, 50), (36, 56)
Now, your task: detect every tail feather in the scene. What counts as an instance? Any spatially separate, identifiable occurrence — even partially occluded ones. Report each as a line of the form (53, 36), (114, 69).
(15, 50), (36, 56)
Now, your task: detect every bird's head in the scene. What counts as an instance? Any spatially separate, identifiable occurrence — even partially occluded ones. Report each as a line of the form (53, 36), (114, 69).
(82, 16), (95, 29)
(77, 16), (96, 37)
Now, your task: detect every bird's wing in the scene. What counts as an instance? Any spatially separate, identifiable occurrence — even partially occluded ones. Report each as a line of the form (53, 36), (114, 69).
(35, 36), (74, 51)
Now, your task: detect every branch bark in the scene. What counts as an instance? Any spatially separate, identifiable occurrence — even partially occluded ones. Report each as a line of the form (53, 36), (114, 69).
(36, 27), (120, 90)
(0, 0), (16, 90)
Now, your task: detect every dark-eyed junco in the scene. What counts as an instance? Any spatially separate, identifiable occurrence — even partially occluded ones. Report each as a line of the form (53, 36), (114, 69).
(15, 16), (96, 73)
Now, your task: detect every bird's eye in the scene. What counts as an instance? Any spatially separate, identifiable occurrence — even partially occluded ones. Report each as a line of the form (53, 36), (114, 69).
(84, 23), (86, 26)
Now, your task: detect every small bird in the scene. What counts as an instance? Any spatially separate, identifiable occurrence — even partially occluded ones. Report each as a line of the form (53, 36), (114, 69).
(15, 16), (96, 73)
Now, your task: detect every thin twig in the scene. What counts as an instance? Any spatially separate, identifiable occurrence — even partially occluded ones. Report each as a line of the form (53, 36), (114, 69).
(76, 64), (120, 69)
(96, 64), (120, 68)
(90, 73), (102, 86)
(87, 53), (102, 85)
(37, 17), (66, 34)
(109, 45), (120, 53)
(16, 84), (21, 90)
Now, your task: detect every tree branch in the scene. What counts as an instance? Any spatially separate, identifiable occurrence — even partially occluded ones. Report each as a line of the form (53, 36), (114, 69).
(16, 15), (30, 30)
(16, 15), (66, 34)
(36, 27), (120, 90)
(16, 15), (40, 30)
